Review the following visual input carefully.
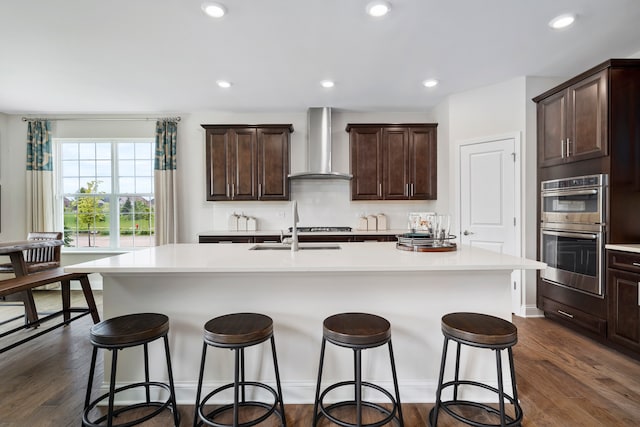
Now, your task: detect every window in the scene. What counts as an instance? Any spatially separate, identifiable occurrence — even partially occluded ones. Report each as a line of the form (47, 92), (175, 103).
(56, 138), (155, 249)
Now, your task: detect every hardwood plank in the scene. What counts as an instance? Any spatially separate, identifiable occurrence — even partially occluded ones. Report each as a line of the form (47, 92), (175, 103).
(1, 292), (640, 426)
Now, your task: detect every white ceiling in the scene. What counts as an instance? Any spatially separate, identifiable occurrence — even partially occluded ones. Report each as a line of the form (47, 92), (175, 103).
(2, 0), (640, 114)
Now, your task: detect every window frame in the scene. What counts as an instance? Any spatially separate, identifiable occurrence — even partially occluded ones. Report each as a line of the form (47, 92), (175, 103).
(54, 137), (155, 251)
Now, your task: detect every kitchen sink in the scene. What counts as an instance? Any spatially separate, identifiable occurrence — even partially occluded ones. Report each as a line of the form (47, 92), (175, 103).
(249, 243), (341, 251)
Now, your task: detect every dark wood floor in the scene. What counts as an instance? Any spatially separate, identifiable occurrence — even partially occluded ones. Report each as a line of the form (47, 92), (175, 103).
(1, 290), (640, 426)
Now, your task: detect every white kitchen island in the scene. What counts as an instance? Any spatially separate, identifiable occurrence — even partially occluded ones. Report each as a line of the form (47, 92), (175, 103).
(65, 242), (545, 405)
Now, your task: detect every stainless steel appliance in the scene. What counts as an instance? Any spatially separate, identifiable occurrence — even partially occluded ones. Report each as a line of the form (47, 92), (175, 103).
(540, 174), (607, 297)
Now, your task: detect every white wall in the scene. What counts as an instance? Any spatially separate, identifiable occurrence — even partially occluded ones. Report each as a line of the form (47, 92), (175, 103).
(2, 110), (447, 247)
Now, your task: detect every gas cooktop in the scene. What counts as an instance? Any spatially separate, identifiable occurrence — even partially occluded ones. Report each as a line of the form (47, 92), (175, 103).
(288, 226), (352, 233)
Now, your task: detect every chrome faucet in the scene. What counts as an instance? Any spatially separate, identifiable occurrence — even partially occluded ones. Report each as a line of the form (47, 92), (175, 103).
(291, 200), (299, 252)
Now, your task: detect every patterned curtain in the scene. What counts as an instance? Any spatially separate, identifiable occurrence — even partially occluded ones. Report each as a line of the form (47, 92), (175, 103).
(26, 120), (55, 232)
(154, 120), (178, 245)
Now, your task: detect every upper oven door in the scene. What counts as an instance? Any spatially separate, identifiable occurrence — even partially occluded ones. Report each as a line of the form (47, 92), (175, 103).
(541, 187), (605, 224)
(540, 226), (604, 296)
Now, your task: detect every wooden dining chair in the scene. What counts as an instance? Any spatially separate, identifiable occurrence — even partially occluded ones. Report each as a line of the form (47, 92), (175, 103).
(0, 232), (63, 326)
(0, 231), (62, 274)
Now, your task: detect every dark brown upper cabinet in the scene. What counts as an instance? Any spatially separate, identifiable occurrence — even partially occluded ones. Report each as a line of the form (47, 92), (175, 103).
(535, 69), (608, 167)
(347, 123), (437, 201)
(202, 124), (293, 201)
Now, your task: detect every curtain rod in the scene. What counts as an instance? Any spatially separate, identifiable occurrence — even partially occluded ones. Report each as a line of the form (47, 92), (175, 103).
(21, 116), (181, 122)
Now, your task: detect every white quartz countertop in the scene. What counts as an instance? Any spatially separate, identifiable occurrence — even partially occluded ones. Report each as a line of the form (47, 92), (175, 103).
(606, 243), (640, 254)
(65, 242), (545, 274)
(198, 229), (407, 236)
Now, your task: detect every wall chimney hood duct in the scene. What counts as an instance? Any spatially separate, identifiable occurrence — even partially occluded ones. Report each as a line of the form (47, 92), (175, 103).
(288, 107), (353, 180)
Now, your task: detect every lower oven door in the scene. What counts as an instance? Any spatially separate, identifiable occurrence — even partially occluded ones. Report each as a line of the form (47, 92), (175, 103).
(540, 227), (604, 296)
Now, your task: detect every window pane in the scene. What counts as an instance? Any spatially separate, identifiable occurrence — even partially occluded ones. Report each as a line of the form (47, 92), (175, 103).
(79, 161), (96, 177)
(119, 160), (135, 177)
(135, 160), (152, 177)
(136, 142), (153, 159)
(136, 177), (152, 193)
(62, 143), (79, 160)
(62, 161), (79, 177)
(96, 160), (111, 177)
(79, 143), (95, 159)
(118, 143), (135, 159)
(63, 178), (80, 193)
(119, 177), (135, 193)
(96, 143), (111, 159)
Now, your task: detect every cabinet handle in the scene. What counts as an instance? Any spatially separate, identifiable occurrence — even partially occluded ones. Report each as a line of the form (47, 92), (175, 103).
(231, 183), (235, 198)
(632, 262), (640, 267)
(566, 138), (572, 156)
(258, 183), (262, 198)
(561, 139), (565, 158)
(405, 184), (408, 197)
(379, 183), (382, 197)
(411, 183), (414, 197)
(557, 310), (574, 319)
(226, 184), (230, 197)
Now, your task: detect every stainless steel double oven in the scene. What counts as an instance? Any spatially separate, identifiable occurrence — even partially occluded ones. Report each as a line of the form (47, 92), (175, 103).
(540, 174), (607, 297)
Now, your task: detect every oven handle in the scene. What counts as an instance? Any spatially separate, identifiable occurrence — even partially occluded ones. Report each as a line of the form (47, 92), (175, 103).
(541, 189), (599, 197)
(541, 229), (598, 240)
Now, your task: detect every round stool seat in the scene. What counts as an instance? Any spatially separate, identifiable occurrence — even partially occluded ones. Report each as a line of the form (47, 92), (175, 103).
(90, 313), (169, 347)
(323, 312), (391, 347)
(441, 312), (517, 347)
(204, 312), (273, 346)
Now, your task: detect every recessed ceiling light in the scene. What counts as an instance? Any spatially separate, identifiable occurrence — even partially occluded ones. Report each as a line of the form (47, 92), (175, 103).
(548, 13), (576, 29)
(202, 2), (226, 18)
(366, 1), (391, 17)
(320, 80), (335, 88)
(216, 80), (232, 88)
(422, 79), (439, 88)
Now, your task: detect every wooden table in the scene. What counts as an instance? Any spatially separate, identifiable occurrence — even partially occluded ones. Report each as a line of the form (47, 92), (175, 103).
(0, 239), (64, 324)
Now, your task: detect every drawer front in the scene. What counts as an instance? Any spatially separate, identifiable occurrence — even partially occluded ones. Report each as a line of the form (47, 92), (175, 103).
(608, 250), (640, 274)
(541, 297), (607, 336)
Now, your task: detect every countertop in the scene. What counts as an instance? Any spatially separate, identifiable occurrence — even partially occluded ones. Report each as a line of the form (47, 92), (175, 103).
(198, 229), (408, 236)
(65, 242), (545, 274)
(605, 243), (640, 254)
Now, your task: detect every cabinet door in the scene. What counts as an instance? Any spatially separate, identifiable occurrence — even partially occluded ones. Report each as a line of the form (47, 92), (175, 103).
(231, 128), (257, 200)
(567, 69), (608, 162)
(205, 129), (232, 201)
(537, 90), (567, 167)
(607, 268), (640, 352)
(409, 126), (437, 199)
(350, 127), (383, 200)
(382, 127), (409, 199)
(257, 127), (290, 200)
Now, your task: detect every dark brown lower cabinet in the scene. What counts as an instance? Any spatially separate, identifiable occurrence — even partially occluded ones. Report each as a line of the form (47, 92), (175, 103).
(607, 250), (640, 353)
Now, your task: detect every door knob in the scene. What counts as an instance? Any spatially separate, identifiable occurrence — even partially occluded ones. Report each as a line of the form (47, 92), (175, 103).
(463, 230), (474, 236)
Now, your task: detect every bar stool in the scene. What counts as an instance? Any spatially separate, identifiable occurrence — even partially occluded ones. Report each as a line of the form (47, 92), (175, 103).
(313, 312), (404, 427)
(429, 312), (523, 427)
(82, 313), (180, 427)
(193, 313), (286, 427)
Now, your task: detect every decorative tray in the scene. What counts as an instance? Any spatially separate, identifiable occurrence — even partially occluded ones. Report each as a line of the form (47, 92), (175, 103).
(395, 233), (457, 252)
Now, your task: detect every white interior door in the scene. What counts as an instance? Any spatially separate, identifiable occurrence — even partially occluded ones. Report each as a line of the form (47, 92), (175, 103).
(459, 136), (521, 313)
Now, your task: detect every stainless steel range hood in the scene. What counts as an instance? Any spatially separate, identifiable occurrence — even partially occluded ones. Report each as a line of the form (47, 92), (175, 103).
(288, 107), (352, 180)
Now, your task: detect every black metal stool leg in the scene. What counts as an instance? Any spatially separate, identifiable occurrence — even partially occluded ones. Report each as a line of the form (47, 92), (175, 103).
(429, 336), (449, 427)
(388, 339), (404, 427)
(233, 348), (240, 427)
(496, 349), (506, 427)
(270, 335), (287, 427)
(144, 342), (151, 403)
(194, 342), (208, 427)
(453, 341), (461, 401)
(355, 348), (362, 426)
(313, 338), (327, 427)
(107, 349), (119, 427)
(240, 347), (246, 403)
(163, 335), (180, 427)
(84, 346), (99, 410)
